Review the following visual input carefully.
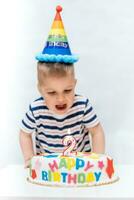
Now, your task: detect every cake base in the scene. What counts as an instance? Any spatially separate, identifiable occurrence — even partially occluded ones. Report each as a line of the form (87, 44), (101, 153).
(27, 176), (119, 187)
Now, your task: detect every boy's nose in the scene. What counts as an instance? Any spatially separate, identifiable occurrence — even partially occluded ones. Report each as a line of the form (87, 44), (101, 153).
(57, 94), (65, 102)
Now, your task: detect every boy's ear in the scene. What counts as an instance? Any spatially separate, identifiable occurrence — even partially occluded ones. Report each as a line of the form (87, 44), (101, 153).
(37, 83), (42, 94)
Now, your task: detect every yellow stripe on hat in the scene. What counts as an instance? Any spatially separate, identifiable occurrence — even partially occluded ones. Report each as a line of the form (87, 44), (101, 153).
(51, 21), (64, 29)
(49, 28), (66, 36)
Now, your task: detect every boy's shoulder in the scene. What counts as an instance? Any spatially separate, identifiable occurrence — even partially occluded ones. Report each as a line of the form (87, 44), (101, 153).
(29, 96), (47, 110)
(74, 94), (90, 106)
(75, 94), (89, 103)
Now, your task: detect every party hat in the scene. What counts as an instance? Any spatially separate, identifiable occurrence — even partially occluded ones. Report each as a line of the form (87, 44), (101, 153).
(35, 5), (78, 63)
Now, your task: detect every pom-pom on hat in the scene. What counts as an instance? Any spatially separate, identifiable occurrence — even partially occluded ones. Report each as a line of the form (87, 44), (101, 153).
(35, 5), (79, 64)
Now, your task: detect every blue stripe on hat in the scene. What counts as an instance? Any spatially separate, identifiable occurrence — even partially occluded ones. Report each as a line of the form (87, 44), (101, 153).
(43, 45), (71, 55)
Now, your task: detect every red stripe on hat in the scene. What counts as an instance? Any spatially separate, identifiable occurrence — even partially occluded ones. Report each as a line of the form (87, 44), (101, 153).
(54, 12), (62, 21)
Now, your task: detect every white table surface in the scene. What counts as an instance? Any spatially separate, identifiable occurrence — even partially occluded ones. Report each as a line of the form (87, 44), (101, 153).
(0, 164), (134, 200)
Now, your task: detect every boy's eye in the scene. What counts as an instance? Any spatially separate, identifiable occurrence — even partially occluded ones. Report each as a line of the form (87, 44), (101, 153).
(64, 89), (72, 93)
(47, 91), (56, 95)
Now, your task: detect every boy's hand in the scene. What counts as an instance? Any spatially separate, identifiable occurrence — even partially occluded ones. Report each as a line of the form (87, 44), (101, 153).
(24, 159), (31, 168)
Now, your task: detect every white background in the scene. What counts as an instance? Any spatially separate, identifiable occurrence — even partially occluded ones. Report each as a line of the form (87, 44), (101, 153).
(0, 0), (134, 168)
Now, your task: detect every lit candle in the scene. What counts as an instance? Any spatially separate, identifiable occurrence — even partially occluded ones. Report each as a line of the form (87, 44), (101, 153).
(62, 129), (76, 156)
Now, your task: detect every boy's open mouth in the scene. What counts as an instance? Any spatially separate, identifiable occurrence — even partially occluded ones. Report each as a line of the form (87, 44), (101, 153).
(55, 104), (67, 110)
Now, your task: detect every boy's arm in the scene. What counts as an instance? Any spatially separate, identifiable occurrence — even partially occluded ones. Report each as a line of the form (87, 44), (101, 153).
(19, 130), (34, 168)
(88, 123), (105, 154)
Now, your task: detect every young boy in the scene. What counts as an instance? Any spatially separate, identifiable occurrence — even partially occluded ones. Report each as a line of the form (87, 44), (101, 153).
(19, 62), (105, 168)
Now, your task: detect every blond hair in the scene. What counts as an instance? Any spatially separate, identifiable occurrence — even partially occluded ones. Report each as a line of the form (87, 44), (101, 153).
(37, 62), (75, 86)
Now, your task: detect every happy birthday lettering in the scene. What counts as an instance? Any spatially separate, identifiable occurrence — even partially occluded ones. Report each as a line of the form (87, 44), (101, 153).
(40, 157), (102, 184)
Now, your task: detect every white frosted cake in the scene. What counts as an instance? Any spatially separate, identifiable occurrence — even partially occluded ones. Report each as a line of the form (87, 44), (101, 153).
(27, 152), (119, 186)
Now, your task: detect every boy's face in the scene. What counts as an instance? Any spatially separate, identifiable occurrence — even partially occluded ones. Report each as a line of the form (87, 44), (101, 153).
(38, 73), (77, 115)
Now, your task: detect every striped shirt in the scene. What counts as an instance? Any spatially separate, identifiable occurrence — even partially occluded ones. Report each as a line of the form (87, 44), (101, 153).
(20, 95), (99, 154)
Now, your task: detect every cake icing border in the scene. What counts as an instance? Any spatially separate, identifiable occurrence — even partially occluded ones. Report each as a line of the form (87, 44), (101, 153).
(27, 176), (119, 187)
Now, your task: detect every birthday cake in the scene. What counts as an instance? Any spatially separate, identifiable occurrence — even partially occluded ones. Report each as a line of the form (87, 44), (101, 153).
(27, 152), (119, 187)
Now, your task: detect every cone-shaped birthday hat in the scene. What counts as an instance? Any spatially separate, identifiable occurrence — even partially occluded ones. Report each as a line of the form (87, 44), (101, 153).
(35, 5), (78, 63)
